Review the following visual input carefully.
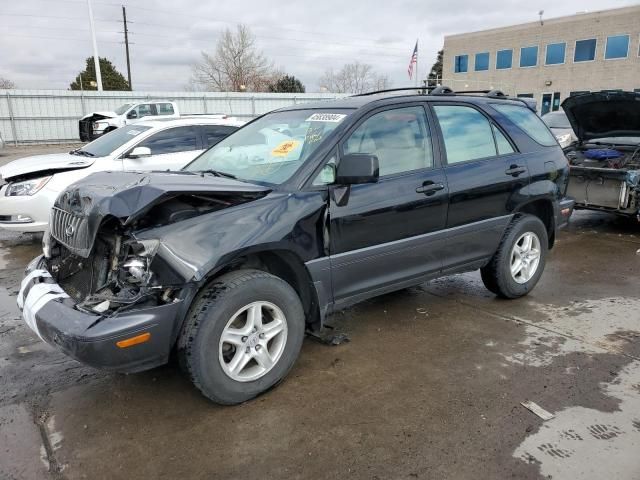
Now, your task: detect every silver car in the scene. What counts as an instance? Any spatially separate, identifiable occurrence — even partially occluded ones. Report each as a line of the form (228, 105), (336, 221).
(542, 110), (577, 148)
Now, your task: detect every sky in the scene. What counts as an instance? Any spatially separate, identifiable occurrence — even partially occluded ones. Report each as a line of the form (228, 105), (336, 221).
(1, 0), (638, 92)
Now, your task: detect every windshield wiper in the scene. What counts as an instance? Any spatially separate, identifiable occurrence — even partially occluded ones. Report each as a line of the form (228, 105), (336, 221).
(199, 169), (237, 179)
(70, 149), (95, 157)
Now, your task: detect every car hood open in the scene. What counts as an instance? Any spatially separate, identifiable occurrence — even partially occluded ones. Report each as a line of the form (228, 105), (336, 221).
(561, 91), (640, 142)
(0, 152), (96, 182)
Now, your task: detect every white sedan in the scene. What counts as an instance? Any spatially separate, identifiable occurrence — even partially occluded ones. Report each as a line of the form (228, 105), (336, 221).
(0, 116), (244, 233)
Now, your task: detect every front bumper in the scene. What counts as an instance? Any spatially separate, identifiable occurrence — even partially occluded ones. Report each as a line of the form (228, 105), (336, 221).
(18, 255), (182, 373)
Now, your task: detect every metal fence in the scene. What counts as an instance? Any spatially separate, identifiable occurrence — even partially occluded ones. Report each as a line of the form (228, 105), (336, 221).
(0, 90), (346, 145)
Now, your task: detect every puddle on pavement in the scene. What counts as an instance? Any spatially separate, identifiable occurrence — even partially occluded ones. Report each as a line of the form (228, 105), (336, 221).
(514, 360), (640, 480)
(0, 238), (41, 271)
(500, 297), (640, 367)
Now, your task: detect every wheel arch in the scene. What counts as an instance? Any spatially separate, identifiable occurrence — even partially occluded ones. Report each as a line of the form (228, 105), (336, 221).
(195, 248), (321, 330)
(515, 198), (555, 248)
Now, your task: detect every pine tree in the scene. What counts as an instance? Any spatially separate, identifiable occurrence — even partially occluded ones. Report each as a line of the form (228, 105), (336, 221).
(427, 49), (443, 87)
(268, 75), (305, 93)
(70, 57), (130, 91)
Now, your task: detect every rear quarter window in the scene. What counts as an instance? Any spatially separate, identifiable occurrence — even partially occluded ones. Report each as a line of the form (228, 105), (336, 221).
(491, 103), (557, 146)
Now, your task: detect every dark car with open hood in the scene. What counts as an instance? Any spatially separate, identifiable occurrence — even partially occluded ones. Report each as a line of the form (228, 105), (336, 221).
(563, 91), (640, 218)
(18, 87), (574, 404)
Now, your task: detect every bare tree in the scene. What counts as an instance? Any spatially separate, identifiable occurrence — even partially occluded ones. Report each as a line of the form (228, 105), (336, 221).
(191, 25), (276, 92)
(319, 62), (391, 94)
(0, 77), (16, 89)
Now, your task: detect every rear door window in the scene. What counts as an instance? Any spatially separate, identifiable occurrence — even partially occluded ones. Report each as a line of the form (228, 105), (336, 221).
(433, 105), (497, 163)
(139, 126), (199, 155)
(157, 103), (175, 116)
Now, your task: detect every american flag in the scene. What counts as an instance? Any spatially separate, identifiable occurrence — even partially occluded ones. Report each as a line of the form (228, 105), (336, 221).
(407, 41), (418, 79)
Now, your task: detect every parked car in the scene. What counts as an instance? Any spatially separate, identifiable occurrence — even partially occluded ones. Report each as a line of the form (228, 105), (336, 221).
(18, 88), (573, 405)
(0, 116), (243, 232)
(79, 100), (180, 141)
(563, 91), (640, 218)
(542, 110), (577, 148)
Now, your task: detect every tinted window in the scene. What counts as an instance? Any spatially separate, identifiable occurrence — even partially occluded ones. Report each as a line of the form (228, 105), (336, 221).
(520, 46), (538, 67)
(475, 52), (489, 71)
(433, 105), (497, 164)
(496, 49), (513, 69)
(344, 106), (433, 176)
(81, 125), (151, 157)
(139, 126), (198, 155)
(492, 104), (557, 147)
(605, 35), (629, 59)
(454, 55), (468, 73)
(202, 125), (238, 147)
(157, 103), (175, 115)
(545, 43), (566, 65)
(493, 125), (515, 155)
(574, 39), (597, 62)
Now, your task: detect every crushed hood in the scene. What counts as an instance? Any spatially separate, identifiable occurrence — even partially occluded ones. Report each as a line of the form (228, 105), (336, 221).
(56, 170), (270, 224)
(0, 152), (95, 181)
(562, 91), (640, 142)
(80, 111), (117, 120)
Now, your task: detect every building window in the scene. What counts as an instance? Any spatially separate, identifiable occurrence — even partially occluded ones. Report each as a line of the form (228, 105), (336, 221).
(475, 52), (490, 71)
(520, 46), (538, 67)
(605, 35), (630, 59)
(454, 55), (468, 73)
(545, 43), (566, 65)
(496, 49), (512, 69)
(574, 39), (597, 62)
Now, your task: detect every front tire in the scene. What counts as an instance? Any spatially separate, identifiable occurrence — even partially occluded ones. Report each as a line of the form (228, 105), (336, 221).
(177, 269), (305, 405)
(480, 214), (548, 299)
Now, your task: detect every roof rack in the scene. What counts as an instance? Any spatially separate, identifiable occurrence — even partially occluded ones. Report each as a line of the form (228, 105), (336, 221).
(352, 86), (536, 112)
(353, 86), (433, 97)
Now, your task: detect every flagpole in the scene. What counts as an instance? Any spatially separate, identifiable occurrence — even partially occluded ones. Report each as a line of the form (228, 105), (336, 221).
(415, 39), (419, 87)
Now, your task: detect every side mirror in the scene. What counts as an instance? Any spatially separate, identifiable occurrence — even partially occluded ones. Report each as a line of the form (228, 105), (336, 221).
(335, 154), (379, 185)
(127, 110), (138, 119)
(127, 146), (151, 159)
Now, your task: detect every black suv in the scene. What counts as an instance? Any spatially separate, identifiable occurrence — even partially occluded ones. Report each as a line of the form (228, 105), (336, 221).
(18, 88), (574, 404)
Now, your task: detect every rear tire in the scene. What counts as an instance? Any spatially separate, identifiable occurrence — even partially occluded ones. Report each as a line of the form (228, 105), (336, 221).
(480, 214), (548, 299)
(177, 269), (305, 405)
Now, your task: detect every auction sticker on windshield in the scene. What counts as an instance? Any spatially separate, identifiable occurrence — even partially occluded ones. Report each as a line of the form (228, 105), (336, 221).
(272, 140), (300, 157)
(306, 113), (347, 122)
(127, 129), (144, 136)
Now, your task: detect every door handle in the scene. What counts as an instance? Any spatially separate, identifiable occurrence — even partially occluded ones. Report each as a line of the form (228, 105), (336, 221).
(505, 165), (526, 177)
(416, 182), (445, 196)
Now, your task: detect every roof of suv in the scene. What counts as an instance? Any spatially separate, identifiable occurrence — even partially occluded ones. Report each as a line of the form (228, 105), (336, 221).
(135, 116), (246, 129)
(281, 89), (531, 112)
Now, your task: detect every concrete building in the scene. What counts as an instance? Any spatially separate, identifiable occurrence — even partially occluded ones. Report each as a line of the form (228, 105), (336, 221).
(442, 5), (640, 114)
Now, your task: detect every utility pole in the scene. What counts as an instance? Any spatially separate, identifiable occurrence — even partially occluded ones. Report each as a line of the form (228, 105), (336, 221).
(86, 0), (103, 90)
(122, 5), (132, 90)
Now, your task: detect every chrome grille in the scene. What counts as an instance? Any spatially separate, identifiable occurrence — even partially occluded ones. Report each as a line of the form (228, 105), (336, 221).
(50, 207), (91, 256)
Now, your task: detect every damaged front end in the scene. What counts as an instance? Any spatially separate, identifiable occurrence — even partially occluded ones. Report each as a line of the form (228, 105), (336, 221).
(79, 113), (112, 142)
(18, 171), (270, 372)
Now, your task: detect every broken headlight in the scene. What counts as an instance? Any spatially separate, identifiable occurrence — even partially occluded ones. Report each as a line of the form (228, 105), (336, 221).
(121, 239), (160, 285)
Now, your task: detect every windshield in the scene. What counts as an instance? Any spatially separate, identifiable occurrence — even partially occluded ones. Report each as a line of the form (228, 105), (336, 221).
(114, 103), (135, 115)
(543, 111), (571, 129)
(79, 125), (151, 157)
(184, 109), (352, 184)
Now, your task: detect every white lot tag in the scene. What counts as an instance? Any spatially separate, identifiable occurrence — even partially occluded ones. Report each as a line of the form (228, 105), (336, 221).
(521, 401), (555, 421)
(306, 113), (347, 123)
(127, 129), (143, 135)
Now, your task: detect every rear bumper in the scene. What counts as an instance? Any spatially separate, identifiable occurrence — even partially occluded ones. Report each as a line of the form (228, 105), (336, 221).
(18, 255), (181, 373)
